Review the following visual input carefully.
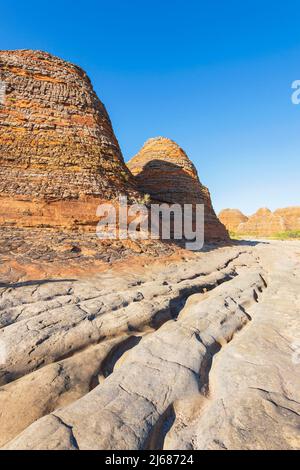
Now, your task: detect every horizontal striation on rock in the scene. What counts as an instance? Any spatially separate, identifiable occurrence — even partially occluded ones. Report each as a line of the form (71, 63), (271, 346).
(127, 137), (228, 242)
(0, 50), (138, 228)
(237, 208), (286, 236)
(219, 206), (300, 236)
(273, 207), (300, 231)
(218, 209), (248, 232)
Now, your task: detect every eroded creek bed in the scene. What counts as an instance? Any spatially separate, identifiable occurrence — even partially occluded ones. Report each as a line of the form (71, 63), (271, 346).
(0, 240), (300, 450)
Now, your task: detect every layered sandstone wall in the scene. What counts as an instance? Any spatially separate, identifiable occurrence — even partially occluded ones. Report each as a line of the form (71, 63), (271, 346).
(127, 137), (229, 242)
(274, 207), (300, 231)
(0, 50), (228, 243)
(237, 208), (285, 236)
(220, 207), (300, 237)
(0, 50), (136, 228)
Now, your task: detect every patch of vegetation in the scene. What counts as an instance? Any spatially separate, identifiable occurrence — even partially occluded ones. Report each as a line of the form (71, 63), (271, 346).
(229, 231), (244, 240)
(120, 171), (130, 182)
(229, 230), (300, 241)
(271, 230), (300, 240)
(137, 193), (151, 206)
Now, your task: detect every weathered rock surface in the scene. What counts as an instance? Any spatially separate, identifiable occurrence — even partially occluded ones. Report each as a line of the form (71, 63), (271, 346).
(218, 209), (248, 232)
(0, 247), (243, 387)
(1, 241), (299, 450)
(0, 336), (129, 446)
(274, 207), (300, 231)
(164, 242), (300, 450)
(0, 226), (178, 285)
(0, 51), (299, 451)
(0, 50), (137, 229)
(236, 208), (286, 236)
(221, 206), (300, 237)
(127, 137), (228, 242)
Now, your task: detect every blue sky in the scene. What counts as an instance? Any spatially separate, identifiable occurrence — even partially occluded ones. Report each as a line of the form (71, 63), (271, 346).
(1, 0), (299, 214)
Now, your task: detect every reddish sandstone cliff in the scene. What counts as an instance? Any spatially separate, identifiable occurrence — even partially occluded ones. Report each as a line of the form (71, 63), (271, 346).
(0, 51), (229, 244)
(0, 50), (137, 229)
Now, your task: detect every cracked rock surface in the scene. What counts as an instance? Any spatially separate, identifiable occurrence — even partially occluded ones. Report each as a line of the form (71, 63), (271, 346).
(1, 240), (300, 449)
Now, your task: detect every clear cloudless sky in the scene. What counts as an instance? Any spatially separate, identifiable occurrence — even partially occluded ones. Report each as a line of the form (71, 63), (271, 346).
(1, 0), (300, 214)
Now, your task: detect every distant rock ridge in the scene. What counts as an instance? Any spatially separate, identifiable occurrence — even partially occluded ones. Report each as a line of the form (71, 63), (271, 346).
(220, 206), (300, 236)
(237, 208), (285, 236)
(127, 137), (229, 242)
(274, 207), (300, 231)
(218, 209), (248, 232)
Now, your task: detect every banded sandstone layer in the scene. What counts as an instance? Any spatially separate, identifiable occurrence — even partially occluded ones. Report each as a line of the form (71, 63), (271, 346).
(274, 207), (300, 231)
(218, 209), (248, 232)
(220, 207), (300, 237)
(0, 50), (228, 245)
(0, 50), (299, 451)
(236, 208), (293, 237)
(0, 50), (136, 229)
(127, 137), (228, 242)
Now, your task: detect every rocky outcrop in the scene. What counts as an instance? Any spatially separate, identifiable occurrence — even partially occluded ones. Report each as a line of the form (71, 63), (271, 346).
(0, 226), (177, 285)
(218, 209), (248, 232)
(1, 241), (300, 450)
(237, 208), (286, 236)
(127, 137), (228, 242)
(0, 50), (136, 229)
(274, 207), (300, 231)
(0, 50), (299, 452)
(220, 206), (300, 237)
(0, 51), (228, 244)
(163, 242), (300, 450)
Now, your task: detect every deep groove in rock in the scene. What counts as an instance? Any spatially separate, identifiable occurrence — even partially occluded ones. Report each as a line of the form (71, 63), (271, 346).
(89, 335), (143, 390)
(156, 279), (267, 450)
(144, 404), (176, 450)
(23, 268), (239, 376)
(52, 414), (80, 450)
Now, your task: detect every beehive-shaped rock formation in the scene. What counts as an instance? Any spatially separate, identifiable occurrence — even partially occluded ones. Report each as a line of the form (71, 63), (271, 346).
(0, 50), (136, 228)
(219, 209), (248, 232)
(237, 208), (286, 236)
(274, 207), (300, 231)
(127, 137), (228, 242)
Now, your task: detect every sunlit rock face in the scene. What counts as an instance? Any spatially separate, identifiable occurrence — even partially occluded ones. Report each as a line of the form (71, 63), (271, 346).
(219, 209), (249, 232)
(0, 49), (137, 229)
(219, 207), (300, 237)
(127, 137), (229, 242)
(273, 207), (300, 231)
(237, 208), (286, 236)
(236, 207), (300, 236)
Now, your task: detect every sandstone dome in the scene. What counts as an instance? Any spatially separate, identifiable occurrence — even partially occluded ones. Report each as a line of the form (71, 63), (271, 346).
(237, 207), (286, 236)
(127, 137), (228, 242)
(273, 207), (300, 230)
(0, 50), (136, 228)
(254, 208), (272, 217)
(218, 209), (248, 232)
